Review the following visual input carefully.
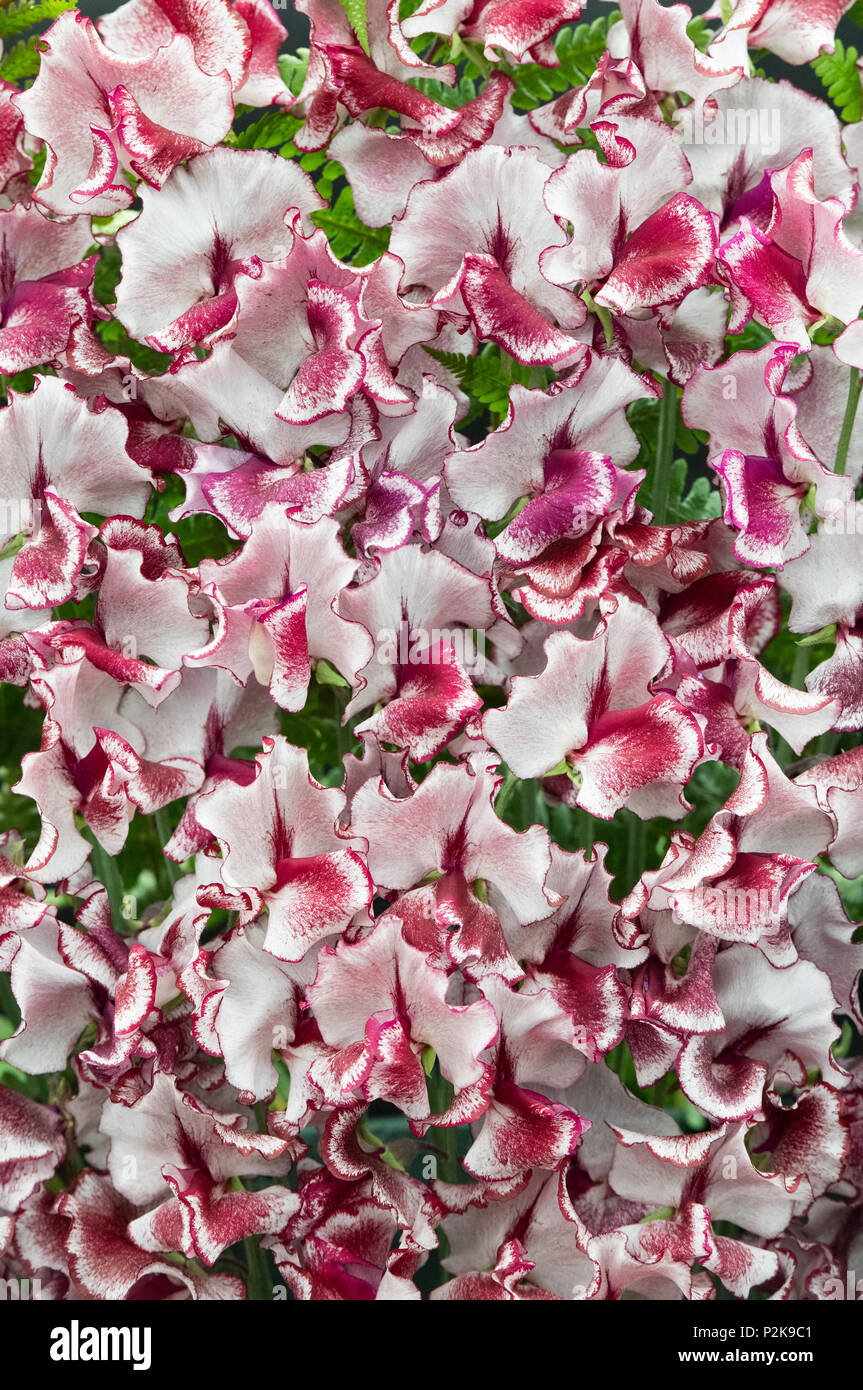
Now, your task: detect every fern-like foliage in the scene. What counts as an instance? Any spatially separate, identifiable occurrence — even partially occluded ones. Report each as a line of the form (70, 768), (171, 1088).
(312, 186), (390, 264)
(507, 13), (620, 110)
(0, 0), (75, 39)
(410, 12), (620, 110)
(339, 0), (370, 56)
(409, 70), (480, 110)
(0, 32), (43, 82)
(423, 346), (533, 422)
(813, 39), (863, 122)
(292, 151), (344, 200)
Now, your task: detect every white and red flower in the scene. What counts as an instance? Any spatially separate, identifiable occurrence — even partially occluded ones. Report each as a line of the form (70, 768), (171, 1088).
(1, 0), (860, 1305)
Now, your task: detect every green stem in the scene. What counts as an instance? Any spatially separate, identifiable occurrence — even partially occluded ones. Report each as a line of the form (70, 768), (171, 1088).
(82, 830), (125, 928)
(790, 640), (810, 693)
(426, 1064), (460, 1184)
(332, 685), (350, 761)
(652, 380), (678, 525)
(434, 1125), (460, 1185)
(577, 808), (595, 858)
(243, 1236), (272, 1302)
(456, 37), (491, 78)
(625, 814), (645, 895)
(494, 766), (518, 822)
(835, 367), (861, 477)
(580, 289), (614, 348)
(154, 807), (181, 886)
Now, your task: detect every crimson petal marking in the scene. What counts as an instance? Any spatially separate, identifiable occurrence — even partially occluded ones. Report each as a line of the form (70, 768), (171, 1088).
(460, 253), (584, 366)
(264, 849), (374, 963)
(8, 492), (96, 609)
(596, 194), (718, 315)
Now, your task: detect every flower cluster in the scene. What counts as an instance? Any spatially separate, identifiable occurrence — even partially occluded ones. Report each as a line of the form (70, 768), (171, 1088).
(1, 0), (863, 1303)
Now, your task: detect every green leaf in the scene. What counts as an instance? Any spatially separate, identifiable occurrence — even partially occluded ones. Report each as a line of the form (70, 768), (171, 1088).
(638, 456), (722, 524)
(27, 142), (46, 186)
(423, 344), (537, 424)
(92, 239), (123, 306)
(277, 47), (310, 97)
(725, 318), (775, 354)
(97, 317), (174, 376)
(314, 659), (350, 688)
(226, 108), (303, 150)
(846, 0), (863, 26)
(311, 185), (390, 265)
(796, 624), (837, 648)
(338, 0), (370, 56)
(686, 13), (713, 53)
(0, 33), (43, 82)
(409, 69), (478, 109)
(422, 346), (504, 413)
(91, 209), (138, 237)
(676, 419), (708, 455)
(0, 0), (76, 37)
(508, 13), (620, 111)
(467, 355), (515, 414)
(80, 828), (126, 932)
(813, 40), (863, 123)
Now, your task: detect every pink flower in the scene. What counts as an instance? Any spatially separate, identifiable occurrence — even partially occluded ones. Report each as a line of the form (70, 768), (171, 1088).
(15, 11), (234, 215)
(389, 144), (586, 366)
(484, 595), (704, 819)
(0, 378), (150, 610)
(306, 911), (498, 1121)
(195, 735), (373, 962)
(114, 148), (322, 352)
